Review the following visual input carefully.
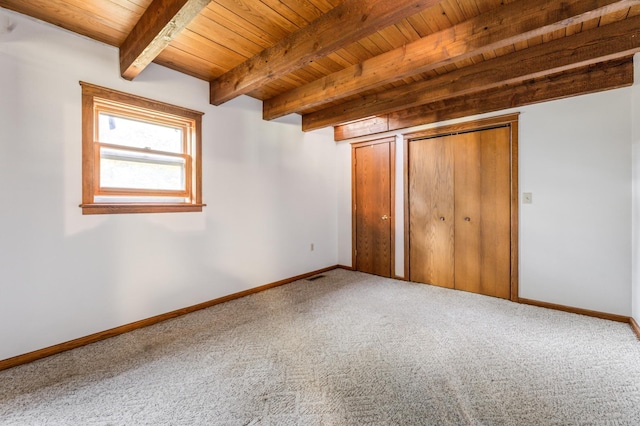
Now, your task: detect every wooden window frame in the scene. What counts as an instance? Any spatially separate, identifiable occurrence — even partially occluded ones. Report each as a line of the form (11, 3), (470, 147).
(79, 82), (205, 215)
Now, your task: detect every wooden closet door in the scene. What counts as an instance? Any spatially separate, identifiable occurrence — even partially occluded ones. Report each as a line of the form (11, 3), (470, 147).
(354, 142), (393, 277)
(409, 136), (455, 288)
(454, 127), (511, 299)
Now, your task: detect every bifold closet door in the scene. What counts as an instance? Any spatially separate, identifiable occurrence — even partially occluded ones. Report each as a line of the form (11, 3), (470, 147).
(409, 136), (455, 288)
(408, 126), (512, 299)
(454, 127), (511, 299)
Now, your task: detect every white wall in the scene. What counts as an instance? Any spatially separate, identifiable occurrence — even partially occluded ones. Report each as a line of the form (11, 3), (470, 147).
(0, 10), (337, 361)
(518, 89), (631, 315)
(338, 63), (636, 317)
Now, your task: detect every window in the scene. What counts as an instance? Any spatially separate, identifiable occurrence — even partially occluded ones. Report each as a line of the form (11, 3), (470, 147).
(80, 82), (205, 214)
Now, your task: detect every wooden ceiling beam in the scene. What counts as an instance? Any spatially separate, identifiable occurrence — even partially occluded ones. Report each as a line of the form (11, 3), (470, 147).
(265, 0), (640, 120)
(387, 57), (635, 132)
(209, 0), (445, 106)
(334, 58), (634, 141)
(120, 0), (211, 80)
(334, 116), (390, 141)
(302, 14), (640, 131)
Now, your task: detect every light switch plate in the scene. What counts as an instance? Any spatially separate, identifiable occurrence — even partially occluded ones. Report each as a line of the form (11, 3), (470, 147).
(523, 192), (532, 204)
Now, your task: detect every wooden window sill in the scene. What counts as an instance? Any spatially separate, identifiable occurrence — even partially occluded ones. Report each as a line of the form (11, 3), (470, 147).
(80, 203), (206, 215)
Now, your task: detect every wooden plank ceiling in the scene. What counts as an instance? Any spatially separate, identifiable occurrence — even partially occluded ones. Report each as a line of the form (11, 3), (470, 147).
(1, 0), (639, 138)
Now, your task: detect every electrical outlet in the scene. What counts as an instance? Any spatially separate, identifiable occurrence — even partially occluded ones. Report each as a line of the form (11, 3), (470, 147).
(523, 192), (533, 204)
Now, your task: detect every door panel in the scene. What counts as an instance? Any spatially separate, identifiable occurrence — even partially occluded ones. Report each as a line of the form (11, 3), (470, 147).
(454, 127), (511, 298)
(409, 136), (455, 288)
(354, 142), (392, 277)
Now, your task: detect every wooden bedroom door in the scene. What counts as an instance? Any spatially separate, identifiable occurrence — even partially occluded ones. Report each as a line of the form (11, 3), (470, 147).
(408, 125), (512, 299)
(353, 138), (395, 277)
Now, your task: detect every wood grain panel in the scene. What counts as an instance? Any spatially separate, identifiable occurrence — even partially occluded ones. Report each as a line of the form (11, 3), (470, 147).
(215, 0), (298, 39)
(107, 0), (149, 13)
(354, 141), (393, 277)
(155, 45), (225, 81)
(171, 29), (246, 68)
(119, 0), (211, 80)
(4, 0), (639, 104)
(334, 116), (389, 141)
(454, 127), (511, 298)
(453, 133), (482, 295)
(409, 136), (455, 288)
(386, 58), (634, 134)
(279, 0), (326, 22)
(333, 58), (632, 141)
(200, 3), (277, 48)
(186, 13), (262, 58)
(259, 0), (312, 28)
(0, 0), (133, 46)
(210, 0), (445, 105)
(600, 4), (631, 24)
(302, 11), (640, 130)
(266, 0), (636, 120)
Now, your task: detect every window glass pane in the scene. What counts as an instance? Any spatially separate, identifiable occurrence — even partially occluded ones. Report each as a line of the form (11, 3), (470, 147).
(100, 147), (186, 191)
(94, 195), (188, 203)
(98, 113), (183, 153)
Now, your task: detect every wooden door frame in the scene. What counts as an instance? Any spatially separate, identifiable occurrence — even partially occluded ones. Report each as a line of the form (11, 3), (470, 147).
(403, 113), (519, 302)
(351, 137), (396, 276)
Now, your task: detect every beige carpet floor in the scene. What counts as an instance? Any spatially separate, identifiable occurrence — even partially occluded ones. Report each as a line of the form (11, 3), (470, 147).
(1, 269), (640, 425)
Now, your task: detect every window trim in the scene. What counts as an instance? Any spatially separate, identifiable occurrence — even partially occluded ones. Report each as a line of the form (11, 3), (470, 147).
(79, 82), (205, 215)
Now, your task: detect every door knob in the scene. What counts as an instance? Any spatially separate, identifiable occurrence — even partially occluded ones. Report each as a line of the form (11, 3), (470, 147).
(381, 215), (389, 220)
(464, 217), (471, 222)
(439, 217), (445, 221)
